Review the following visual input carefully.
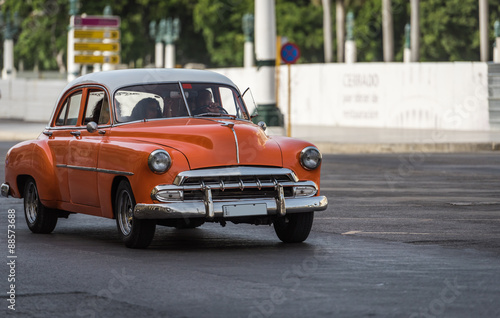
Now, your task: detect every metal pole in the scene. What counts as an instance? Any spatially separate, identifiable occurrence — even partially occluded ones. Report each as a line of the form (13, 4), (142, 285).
(287, 63), (291, 137)
(336, 0), (345, 63)
(479, 0), (489, 62)
(382, 0), (394, 62)
(322, 0), (332, 63)
(410, 0), (420, 62)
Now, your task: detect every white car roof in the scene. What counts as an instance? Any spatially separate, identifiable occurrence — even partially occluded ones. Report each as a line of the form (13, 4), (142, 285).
(62, 68), (238, 94)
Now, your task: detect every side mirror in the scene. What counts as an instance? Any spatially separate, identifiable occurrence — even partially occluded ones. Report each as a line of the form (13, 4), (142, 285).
(87, 121), (98, 133)
(86, 122), (106, 134)
(257, 121), (267, 131)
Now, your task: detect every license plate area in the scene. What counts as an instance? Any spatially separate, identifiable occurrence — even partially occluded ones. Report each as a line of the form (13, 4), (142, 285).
(223, 203), (267, 217)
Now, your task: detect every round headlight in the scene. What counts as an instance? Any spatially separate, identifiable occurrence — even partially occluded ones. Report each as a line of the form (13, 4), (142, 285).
(148, 150), (171, 174)
(300, 146), (322, 170)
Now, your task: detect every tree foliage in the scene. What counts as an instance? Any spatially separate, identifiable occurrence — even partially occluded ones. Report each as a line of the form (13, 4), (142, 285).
(0, 0), (499, 71)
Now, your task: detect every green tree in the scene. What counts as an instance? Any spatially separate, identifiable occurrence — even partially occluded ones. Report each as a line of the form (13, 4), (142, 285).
(1, 0), (69, 71)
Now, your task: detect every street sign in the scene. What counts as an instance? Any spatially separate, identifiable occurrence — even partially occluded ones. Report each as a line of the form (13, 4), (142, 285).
(74, 43), (120, 52)
(74, 30), (120, 40)
(74, 16), (120, 28)
(280, 42), (300, 64)
(74, 55), (120, 64)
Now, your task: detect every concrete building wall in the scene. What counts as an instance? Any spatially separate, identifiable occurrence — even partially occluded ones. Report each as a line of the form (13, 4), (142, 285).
(0, 62), (491, 131)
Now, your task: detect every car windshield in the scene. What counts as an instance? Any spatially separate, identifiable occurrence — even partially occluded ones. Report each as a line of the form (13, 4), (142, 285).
(114, 83), (249, 123)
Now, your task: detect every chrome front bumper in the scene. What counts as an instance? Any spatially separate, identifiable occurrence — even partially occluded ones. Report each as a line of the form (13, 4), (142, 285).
(1, 183), (9, 197)
(134, 195), (328, 220)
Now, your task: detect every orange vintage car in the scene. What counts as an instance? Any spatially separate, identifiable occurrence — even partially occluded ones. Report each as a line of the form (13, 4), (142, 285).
(1, 69), (328, 248)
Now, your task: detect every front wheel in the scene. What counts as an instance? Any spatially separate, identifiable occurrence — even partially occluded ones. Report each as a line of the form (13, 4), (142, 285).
(274, 212), (314, 243)
(115, 180), (156, 249)
(24, 179), (58, 234)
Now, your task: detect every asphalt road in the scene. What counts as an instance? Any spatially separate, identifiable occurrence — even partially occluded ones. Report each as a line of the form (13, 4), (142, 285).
(0, 141), (499, 317)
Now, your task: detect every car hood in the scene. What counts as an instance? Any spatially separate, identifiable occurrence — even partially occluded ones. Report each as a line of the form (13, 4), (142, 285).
(112, 118), (283, 169)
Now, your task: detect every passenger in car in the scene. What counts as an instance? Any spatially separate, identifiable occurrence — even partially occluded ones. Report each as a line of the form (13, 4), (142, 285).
(193, 89), (227, 115)
(131, 98), (162, 120)
(91, 98), (110, 124)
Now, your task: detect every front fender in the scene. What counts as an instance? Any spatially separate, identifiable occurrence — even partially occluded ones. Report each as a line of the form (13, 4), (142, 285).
(271, 136), (323, 190)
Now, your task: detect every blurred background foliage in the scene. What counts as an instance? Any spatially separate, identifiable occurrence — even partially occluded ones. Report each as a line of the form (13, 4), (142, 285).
(0, 0), (499, 71)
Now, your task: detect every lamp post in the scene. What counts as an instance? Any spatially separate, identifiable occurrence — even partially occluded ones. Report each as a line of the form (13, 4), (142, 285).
(0, 11), (20, 80)
(345, 11), (356, 63)
(242, 13), (254, 68)
(163, 17), (180, 68)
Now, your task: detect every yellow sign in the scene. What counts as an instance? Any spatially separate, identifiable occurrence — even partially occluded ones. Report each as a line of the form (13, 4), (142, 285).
(74, 30), (120, 40)
(74, 55), (120, 64)
(74, 43), (120, 52)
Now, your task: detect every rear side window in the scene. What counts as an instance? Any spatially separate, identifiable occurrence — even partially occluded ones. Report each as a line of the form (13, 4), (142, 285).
(55, 91), (82, 126)
(84, 90), (110, 125)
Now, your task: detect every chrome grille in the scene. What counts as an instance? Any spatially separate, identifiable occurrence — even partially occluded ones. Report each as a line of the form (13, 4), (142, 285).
(174, 167), (297, 200)
(181, 174), (294, 200)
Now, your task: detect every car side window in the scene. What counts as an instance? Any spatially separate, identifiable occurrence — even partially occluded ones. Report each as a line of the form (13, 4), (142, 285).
(55, 91), (82, 126)
(84, 90), (110, 125)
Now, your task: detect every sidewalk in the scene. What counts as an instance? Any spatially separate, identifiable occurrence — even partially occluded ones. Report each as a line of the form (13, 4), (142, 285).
(1, 119), (499, 153)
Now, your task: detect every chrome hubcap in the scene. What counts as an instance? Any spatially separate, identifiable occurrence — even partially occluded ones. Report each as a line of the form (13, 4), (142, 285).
(25, 183), (38, 224)
(117, 190), (133, 236)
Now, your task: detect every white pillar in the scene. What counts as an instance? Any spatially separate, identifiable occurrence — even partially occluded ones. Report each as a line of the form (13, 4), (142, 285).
(67, 16), (79, 82)
(494, 46), (499, 63)
(164, 43), (175, 68)
(244, 41), (254, 68)
(254, 0), (276, 105)
(155, 42), (164, 68)
(404, 48), (411, 63)
(2, 39), (15, 79)
(345, 40), (356, 63)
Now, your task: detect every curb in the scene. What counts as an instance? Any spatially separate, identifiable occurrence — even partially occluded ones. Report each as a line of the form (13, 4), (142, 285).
(315, 142), (500, 154)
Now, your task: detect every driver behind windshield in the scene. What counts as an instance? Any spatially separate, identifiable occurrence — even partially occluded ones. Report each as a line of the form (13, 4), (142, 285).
(193, 89), (227, 115)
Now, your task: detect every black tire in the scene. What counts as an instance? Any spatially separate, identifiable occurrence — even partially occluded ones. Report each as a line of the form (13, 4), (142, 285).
(115, 180), (156, 249)
(23, 179), (58, 234)
(274, 212), (314, 243)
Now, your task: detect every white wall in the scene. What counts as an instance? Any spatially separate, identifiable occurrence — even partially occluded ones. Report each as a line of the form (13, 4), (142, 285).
(0, 62), (491, 131)
(215, 62), (490, 131)
(0, 79), (66, 122)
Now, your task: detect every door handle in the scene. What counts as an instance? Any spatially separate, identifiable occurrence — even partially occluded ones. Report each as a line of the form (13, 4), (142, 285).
(70, 131), (81, 137)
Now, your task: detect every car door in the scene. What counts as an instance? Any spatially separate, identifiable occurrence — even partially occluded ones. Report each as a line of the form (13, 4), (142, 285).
(47, 88), (84, 204)
(67, 88), (110, 209)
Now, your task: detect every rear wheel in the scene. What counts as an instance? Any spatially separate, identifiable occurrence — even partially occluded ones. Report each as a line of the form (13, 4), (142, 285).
(274, 212), (314, 243)
(23, 179), (58, 234)
(115, 180), (156, 249)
